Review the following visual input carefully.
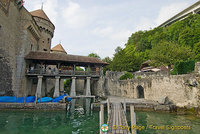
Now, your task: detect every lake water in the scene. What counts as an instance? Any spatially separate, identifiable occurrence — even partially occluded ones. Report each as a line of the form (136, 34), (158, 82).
(0, 100), (200, 134)
(131, 111), (200, 134)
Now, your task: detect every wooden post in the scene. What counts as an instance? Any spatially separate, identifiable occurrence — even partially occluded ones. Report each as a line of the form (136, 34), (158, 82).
(35, 95), (37, 104)
(88, 65), (90, 75)
(93, 96), (95, 103)
(123, 98), (126, 115)
(40, 62), (43, 74)
(24, 96), (26, 104)
(107, 98), (110, 115)
(100, 104), (104, 134)
(73, 64), (76, 75)
(130, 105), (136, 134)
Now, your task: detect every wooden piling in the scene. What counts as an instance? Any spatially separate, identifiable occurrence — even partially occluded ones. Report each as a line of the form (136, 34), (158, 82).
(35, 95), (37, 104)
(107, 98), (110, 114)
(100, 104), (104, 134)
(24, 96), (26, 104)
(130, 105), (136, 134)
(123, 98), (126, 115)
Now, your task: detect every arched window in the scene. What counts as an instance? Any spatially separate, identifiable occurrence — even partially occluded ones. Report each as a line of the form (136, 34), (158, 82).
(136, 85), (144, 98)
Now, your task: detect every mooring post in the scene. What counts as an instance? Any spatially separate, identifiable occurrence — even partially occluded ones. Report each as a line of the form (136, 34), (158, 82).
(107, 98), (110, 115)
(93, 96), (95, 103)
(123, 98), (126, 115)
(24, 95), (26, 104)
(130, 105), (136, 134)
(35, 95), (37, 104)
(100, 104), (104, 134)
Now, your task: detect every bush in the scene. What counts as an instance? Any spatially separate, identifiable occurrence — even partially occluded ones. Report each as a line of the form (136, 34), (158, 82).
(119, 72), (133, 80)
(171, 60), (195, 75)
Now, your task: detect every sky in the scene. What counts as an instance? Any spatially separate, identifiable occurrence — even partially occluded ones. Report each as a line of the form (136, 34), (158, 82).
(24, 0), (198, 58)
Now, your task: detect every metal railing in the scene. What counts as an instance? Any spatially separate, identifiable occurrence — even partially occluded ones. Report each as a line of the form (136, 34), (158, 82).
(26, 69), (101, 76)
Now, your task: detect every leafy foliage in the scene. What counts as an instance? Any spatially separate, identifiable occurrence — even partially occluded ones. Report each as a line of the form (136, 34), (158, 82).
(149, 41), (193, 67)
(64, 79), (71, 93)
(106, 14), (200, 72)
(171, 60), (195, 75)
(88, 53), (101, 59)
(76, 67), (84, 71)
(119, 72), (134, 80)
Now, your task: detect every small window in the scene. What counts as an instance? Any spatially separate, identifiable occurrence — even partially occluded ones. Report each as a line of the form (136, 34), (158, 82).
(30, 44), (33, 51)
(43, 49), (47, 51)
(48, 38), (50, 43)
(42, 40), (44, 43)
(37, 45), (39, 50)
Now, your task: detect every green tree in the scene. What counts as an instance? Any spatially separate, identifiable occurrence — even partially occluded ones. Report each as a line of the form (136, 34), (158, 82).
(102, 57), (112, 63)
(149, 41), (193, 70)
(76, 67), (84, 71)
(88, 53), (101, 59)
(102, 57), (112, 73)
(108, 14), (200, 72)
(193, 42), (200, 61)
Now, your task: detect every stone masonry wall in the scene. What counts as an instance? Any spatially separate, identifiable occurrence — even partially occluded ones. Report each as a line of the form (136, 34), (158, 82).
(96, 71), (200, 107)
(0, 1), (20, 96)
(0, 1), (41, 97)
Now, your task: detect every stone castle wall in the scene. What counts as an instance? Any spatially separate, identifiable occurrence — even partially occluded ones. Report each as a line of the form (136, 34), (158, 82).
(96, 71), (200, 107)
(0, 1), (54, 97)
(33, 17), (54, 52)
(0, 1), (21, 96)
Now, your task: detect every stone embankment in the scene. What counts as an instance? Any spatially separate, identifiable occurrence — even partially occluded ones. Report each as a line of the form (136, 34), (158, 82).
(0, 103), (66, 110)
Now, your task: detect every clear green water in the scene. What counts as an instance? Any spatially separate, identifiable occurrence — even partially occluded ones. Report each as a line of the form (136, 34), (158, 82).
(128, 111), (200, 134)
(0, 110), (99, 134)
(0, 102), (200, 134)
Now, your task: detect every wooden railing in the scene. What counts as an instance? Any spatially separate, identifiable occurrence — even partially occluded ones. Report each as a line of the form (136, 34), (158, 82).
(26, 69), (101, 76)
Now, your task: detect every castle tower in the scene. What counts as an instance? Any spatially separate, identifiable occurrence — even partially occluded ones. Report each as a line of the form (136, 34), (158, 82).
(30, 9), (55, 52)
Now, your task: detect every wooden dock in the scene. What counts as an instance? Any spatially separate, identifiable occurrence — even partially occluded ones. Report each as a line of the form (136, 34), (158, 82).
(107, 102), (129, 134)
(100, 98), (136, 134)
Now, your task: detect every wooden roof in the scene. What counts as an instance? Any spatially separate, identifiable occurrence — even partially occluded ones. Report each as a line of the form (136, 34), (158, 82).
(51, 44), (67, 54)
(25, 52), (108, 66)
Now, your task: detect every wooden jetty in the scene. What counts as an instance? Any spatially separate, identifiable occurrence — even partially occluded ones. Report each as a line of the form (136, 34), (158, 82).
(100, 98), (136, 134)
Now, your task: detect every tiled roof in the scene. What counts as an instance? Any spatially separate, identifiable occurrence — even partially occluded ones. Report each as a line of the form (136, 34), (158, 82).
(30, 9), (52, 23)
(51, 44), (67, 54)
(25, 52), (108, 66)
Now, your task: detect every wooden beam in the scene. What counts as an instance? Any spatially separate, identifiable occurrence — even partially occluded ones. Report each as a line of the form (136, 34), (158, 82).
(123, 98), (126, 115)
(107, 98), (110, 115)
(100, 104), (104, 134)
(130, 105), (136, 134)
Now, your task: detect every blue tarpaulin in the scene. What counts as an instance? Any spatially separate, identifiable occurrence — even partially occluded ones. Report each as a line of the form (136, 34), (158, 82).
(52, 94), (72, 102)
(0, 95), (71, 103)
(37, 97), (53, 103)
(0, 96), (36, 103)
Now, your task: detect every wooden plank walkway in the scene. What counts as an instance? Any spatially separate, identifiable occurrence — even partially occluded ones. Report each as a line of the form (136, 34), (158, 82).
(107, 102), (130, 134)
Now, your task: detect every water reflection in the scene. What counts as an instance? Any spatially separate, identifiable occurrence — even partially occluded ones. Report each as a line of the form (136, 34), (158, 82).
(126, 111), (200, 134)
(0, 99), (98, 134)
(69, 98), (93, 116)
(0, 103), (200, 134)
